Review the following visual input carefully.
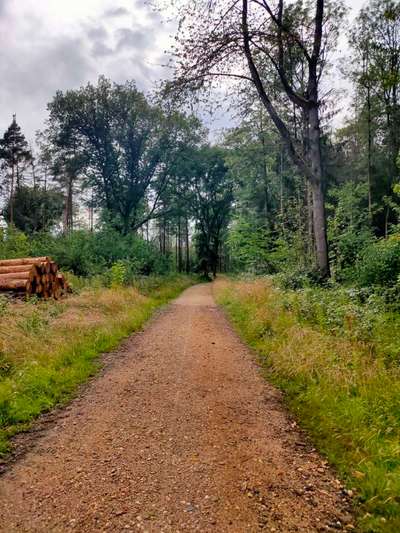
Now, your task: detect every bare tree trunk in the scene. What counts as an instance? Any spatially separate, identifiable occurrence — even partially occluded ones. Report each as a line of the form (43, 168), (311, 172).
(259, 109), (269, 222)
(175, 231), (178, 270)
(63, 176), (73, 233)
(179, 218), (184, 272)
(307, 181), (314, 260)
(163, 219), (166, 255)
(68, 178), (73, 231)
(16, 162), (20, 190)
(280, 148), (284, 234)
(241, 0), (329, 277)
(32, 159), (36, 187)
(89, 189), (94, 232)
(367, 84), (373, 222)
(309, 106), (329, 277)
(9, 163), (15, 226)
(185, 217), (190, 273)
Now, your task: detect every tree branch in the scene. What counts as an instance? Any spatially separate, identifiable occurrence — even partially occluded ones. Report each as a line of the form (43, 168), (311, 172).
(242, 0), (309, 177)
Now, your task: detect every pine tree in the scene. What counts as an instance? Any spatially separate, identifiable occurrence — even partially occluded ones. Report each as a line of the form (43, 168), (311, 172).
(0, 115), (32, 225)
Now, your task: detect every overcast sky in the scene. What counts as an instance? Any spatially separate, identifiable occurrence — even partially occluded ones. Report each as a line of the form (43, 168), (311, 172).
(0, 0), (366, 143)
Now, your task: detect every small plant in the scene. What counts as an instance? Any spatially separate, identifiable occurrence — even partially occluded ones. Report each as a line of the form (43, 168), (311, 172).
(17, 311), (48, 334)
(0, 296), (9, 317)
(109, 261), (127, 287)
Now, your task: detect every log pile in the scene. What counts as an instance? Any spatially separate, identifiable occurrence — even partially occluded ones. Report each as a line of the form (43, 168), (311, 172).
(0, 257), (69, 299)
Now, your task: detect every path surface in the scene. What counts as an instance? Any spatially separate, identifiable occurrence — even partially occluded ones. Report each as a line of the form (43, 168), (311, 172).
(0, 284), (352, 532)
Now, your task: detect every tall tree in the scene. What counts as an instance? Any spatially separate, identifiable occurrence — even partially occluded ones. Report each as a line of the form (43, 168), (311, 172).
(0, 115), (32, 225)
(186, 146), (233, 277)
(350, 0), (400, 235)
(45, 77), (197, 235)
(163, 0), (345, 277)
(3, 185), (64, 234)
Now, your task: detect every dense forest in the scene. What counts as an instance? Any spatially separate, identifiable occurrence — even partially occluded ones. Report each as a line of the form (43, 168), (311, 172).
(1, 0), (400, 297)
(1, 1), (400, 531)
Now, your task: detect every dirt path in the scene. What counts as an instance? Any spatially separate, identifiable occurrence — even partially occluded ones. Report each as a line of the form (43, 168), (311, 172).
(0, 284), (352, 532)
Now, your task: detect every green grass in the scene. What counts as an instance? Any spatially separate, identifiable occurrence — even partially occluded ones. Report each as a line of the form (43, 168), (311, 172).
(215, 278), (400, 533)
(0, 274), (195, 457)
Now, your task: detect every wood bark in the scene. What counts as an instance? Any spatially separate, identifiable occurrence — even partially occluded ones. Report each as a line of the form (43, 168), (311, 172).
(308, 106), (329, 276)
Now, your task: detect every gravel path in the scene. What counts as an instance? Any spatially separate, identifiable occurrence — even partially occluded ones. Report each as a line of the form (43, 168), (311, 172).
(0, 283), (353, 532)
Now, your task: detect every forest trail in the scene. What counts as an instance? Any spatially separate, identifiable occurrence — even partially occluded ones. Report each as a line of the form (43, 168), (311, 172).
(0, 284), (352, 532)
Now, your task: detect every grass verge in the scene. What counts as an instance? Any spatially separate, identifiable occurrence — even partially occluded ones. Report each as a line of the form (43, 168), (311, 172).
(214, 278), (400, 533)
(0, 275), (195, 457)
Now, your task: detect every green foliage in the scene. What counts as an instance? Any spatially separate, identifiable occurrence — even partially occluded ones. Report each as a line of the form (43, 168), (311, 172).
(228, 218), (274, 274)
(0, 227), (30, 258)
(0, 227), (173, 278)
(0, 296), (8, 316)
(181, 145), (233, 277)
(46, 76), (200, 234)
(109, 261), (127, 287)
(355, 236), (400, 289)
(0, 116), (32, 188)
(327, 182), (374, 281)
(3, 185), (64, 234)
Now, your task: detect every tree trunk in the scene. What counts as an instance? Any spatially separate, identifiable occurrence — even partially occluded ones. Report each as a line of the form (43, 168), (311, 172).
(367, 84), (373, 222)
(309, 106), (329, 277)
(177, 217), (183, 272)
(185, 217), (190, 273)
(9, 162), (15, 226)
(306, 181), (314, 260)
(280, 148), (285, 234)
(63, 177), (73, 233)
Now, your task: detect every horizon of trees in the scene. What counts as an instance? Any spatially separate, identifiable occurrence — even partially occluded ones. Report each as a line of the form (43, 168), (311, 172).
(0, 0), (400, 285)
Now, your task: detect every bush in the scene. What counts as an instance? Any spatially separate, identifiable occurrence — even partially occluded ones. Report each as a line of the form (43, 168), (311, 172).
(0, 227), (173, 279)
(355, 236), (400, 288)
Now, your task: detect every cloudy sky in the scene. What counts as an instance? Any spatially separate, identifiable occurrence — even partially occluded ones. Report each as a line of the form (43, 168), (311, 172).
(0, 0), (366, 143)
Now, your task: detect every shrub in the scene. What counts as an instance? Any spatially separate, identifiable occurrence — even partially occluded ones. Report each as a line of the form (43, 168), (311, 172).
(355, 236), (400, 288)
(109, 261), (127, 287)
(0, 227), (173, 279)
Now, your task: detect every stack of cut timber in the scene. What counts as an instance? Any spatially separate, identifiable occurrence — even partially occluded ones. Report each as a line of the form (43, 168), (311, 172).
(0, 257), (69, 299)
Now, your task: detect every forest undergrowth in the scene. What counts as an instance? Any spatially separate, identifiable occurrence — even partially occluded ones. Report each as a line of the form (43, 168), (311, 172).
(215, 278), (400, 533)
(0, 274), (195, 457)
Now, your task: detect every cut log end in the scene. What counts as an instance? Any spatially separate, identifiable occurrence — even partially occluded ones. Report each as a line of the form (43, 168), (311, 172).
(0, 257), (68, 299)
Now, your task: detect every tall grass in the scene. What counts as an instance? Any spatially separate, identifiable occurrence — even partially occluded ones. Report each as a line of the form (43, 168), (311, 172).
(0, 275), (194, 456)
(215, 278), (400, 533)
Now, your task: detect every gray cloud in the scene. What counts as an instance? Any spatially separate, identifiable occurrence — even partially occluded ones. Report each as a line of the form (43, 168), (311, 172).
(0, 0), (9, 16)
(116, 27), (151, 51)
(0, 1), (174, 142)
(86, 25), (108, 40)
(84, 24), (114, 58)
(0, 33), (93, 133)
(91, 41), (114, 57)
(104, 6), (129, 18)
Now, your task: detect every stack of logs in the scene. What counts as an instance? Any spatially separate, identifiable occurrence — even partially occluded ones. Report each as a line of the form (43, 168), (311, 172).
(0, 257), (69, 299)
